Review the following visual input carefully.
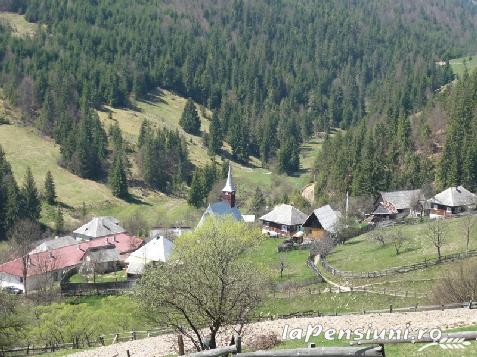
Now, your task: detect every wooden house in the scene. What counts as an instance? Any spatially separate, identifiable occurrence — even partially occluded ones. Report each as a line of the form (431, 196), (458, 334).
(303, 205), (341, 240)
(371, 189), (425, 221)
(428, 186), (477, 219)
(259, 204), (307, 237)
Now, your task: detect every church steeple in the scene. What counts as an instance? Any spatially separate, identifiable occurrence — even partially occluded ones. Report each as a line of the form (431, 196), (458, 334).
(221, 164), (236, 207)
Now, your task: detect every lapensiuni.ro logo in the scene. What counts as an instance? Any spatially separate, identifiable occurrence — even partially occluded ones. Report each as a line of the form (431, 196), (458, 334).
(282, 324), (473, 352)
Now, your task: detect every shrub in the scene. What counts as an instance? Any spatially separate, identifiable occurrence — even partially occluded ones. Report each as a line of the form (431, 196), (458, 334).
(432, 262), (477, 304)
(247, 333), (279, 351)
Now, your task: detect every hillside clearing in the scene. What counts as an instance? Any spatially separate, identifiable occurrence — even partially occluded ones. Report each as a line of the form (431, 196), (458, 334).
(450, 55), (477, 79)
(0, 12), (38, 38)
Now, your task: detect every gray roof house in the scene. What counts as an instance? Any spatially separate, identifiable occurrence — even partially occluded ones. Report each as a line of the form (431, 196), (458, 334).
(80, 245), (121, 275)
(259, 204), (308, 237)
(73, 216), (126, 240)
(303, 205), (341, 240)
(372, 189), (425, 219)
(429, 186), (477, 218)
(31, 236), (78, 254)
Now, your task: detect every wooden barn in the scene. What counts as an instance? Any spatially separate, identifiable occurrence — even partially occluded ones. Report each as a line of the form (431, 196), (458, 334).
(303, 205), (341, 240)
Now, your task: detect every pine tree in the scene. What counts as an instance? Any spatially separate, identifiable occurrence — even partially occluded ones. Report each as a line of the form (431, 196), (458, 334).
(44, 170), (56, 205)
(208, 111), (222, 155)
(138, 119), (151, 148)
(20, 167), (41, 221)
(278, 139), (300, 174)
(188, 171), (205, 208)
(0, 145), (20, 240)
(251, 187), (266, 213)
(109, 154), (129, 199)
(179, 98), (201, 135)
(55, 207), (64, 234)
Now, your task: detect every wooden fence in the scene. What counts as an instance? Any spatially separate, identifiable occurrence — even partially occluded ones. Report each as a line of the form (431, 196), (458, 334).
(60, 280), (136, 296)
(320, 249), (477, 279)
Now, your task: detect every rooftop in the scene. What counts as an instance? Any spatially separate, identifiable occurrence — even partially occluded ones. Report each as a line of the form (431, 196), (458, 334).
(259, 204), (308, 226)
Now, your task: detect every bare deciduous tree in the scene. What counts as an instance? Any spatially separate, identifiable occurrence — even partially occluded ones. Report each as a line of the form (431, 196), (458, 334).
(368, 228), (385, 246)
(136, 218), (267, 351)
(426, 219), (448, 260)
(310, 234), (336, 257)
(387, 228), (407, 255)
(462, 215), (475, 253)
(432, 262), (477, 304)
(8, 219), (42, 295)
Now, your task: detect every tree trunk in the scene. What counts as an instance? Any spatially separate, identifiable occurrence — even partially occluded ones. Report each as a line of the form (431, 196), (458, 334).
(437, 246), (441, 260)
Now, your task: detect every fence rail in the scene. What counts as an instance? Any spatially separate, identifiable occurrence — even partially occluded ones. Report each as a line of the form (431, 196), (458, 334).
(60, 280), (136, 296)
(320, 249), (477, 279)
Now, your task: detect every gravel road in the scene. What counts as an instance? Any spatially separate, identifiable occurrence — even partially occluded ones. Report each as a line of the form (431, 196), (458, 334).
(69, 308), (477, 357)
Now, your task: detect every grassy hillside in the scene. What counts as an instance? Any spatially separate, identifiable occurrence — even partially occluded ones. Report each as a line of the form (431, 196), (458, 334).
(1, 88), (320, 230)
(327, 216), (477, 272)
(450, 55), (477, 78)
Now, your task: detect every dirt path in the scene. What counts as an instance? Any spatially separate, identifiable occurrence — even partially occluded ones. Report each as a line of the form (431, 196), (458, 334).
(69, 308), (477, 357)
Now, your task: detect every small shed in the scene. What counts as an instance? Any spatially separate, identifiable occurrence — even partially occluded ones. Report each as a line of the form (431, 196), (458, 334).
(303, 205), (341, 240)
(126, 236), (174, 276)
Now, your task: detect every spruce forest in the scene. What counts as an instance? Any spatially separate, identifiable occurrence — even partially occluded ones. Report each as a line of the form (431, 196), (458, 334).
(0, 0), (477, 236)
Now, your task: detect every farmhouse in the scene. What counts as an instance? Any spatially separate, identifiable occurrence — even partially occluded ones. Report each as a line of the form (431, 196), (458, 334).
(198, 164), (243, 226)
(126, 236), (174, 276)
(73, 216), (126, 240)
(0, 233), (142, 292)
(371, 189), (425, 221)
(259, 204), (308, 237)
(428, 186), (477, 218)
(303, 205), (341, 240)
(31, 236), (78, 254)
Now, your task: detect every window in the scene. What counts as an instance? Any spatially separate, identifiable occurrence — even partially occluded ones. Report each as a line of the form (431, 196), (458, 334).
(281, 225), (288, 232)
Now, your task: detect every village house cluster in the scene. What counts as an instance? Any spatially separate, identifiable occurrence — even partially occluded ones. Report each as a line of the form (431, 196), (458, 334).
(1, 163), (476, 294)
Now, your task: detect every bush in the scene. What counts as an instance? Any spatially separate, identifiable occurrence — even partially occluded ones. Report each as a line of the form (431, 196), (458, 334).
(0, 117), (10, 125)
(432, 262), (477, 304)
(247, 333), (279, 351)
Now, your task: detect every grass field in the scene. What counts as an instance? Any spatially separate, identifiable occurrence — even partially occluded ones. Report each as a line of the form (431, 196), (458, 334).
(327, 216), (477, 272)
(0, 12), (38, 38)
(450, 55), (477, 79)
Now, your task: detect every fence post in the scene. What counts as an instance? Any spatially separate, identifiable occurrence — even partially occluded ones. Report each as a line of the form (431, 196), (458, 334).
(178, 335), (185, 356)
(131, 331), (136, 341)
(236, 335), (242, 354)
(126, 350), (131, 357)
(389, 304), (393, 313)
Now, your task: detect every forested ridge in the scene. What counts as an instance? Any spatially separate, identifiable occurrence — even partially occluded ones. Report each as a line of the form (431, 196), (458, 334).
(0, 0), (476, 204)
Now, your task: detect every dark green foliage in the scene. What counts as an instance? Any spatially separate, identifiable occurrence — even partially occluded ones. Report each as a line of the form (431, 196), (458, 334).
(138, 119), (151, 148)
(278, 140), (300, 174)
(55, 207), (64, 234)
(438, 71), (477, 191)
(44, 171), (56, 205)
(207, 111), (222, 155)
(187, 163), (221, 208)
(0, 0), (473, 174)
(0, 145), (21, 240)
(250, 187), (266, 214)
(109, 154), (128, 199)
(138, 126), (191, 193)
(20, 168), (41, 222)
(179, 99), (201, 135)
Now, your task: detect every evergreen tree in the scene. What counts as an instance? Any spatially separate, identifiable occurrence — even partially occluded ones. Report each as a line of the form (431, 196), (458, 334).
(208, 111), (222, 155)
(55, 207), (64, 234)
(179, 98), (201, 135)
(44, 171), (56, 205)
(188, 171), (205, 208)
(250, 187), (266, 213)
(138, 119), (151, 148)
(109, 154), (129, 199)
(0, 145), (20, 240)
(277, 140), (300, 174)
(20, 167), (41, 221)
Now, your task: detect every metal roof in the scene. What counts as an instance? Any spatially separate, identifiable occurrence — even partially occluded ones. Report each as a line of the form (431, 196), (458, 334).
(222, 163), (236, 193)
(197, 202), (243, 227)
